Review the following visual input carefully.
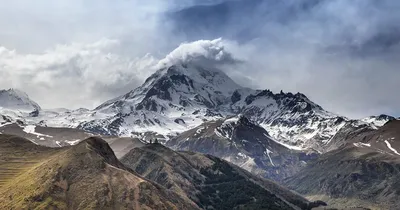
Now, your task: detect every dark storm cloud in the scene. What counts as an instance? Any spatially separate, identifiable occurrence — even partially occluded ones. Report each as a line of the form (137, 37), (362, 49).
(170, 0), (400, 118)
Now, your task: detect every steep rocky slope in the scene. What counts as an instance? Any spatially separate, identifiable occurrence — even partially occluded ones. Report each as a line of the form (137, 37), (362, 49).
(121, 143), (325, 210)
(325, 120), (400, 154)
(0, 134), (198, 209)
(284, 120), (400, 210)
(167, 115), (318, 181)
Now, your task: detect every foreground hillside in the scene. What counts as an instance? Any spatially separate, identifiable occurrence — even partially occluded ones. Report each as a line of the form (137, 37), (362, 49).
(284, 120), (400, 210)
(121, 143), (324, 210)
(0, 134), (321, 210)
(0, 134), (198, 209)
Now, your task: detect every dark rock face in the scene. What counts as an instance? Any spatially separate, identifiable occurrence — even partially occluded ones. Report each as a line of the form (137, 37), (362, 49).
(1, 115), (12, 123)
(136, 99), (164, 112)
(376, 114), (396, 122)
(231, 90), (242, 104)
(29, 109), (39, 117)
(78, 120), (114, 136)
(145, 78), (173, 101)
(174, 118), (185, 124)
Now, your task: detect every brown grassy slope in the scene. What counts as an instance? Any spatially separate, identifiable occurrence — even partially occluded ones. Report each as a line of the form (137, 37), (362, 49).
(0, 134), (199, 210)
(0, 134), (62, 187)
(284, 146), (400, 210)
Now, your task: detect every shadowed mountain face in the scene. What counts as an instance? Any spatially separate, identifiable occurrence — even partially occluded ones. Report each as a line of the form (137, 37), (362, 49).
(0, 135), (198, 209)
(121, 143), (325, 210)
(166, 115), (318, 181)
(284, 120), (400, 210)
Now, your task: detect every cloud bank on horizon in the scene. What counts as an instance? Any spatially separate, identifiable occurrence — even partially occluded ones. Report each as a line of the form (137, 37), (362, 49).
(0, 0), (399, 118)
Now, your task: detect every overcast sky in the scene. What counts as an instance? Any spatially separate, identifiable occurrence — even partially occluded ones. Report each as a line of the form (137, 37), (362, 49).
(0, 0), (399, 119)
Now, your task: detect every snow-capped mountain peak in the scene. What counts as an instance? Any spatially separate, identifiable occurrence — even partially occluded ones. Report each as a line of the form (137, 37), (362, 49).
(96, 63), (241, 113)
(0, 88), (41, 112)
(361, 114), (396, 127)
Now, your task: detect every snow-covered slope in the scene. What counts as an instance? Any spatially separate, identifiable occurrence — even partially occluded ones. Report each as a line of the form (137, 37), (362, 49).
(0, 89), (40, 112)
(227, 89), (352, 150)
(79, 63), (241, 137)
(361, 114), (396, 127)
(0, 88), (42, 127)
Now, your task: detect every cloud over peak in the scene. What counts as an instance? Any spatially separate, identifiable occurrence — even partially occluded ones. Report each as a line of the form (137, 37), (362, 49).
(156, 38), (239, 69)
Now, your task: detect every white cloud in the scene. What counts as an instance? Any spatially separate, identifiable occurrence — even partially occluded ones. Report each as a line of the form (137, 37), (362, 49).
(0, 39), (158, 109)
(156, 38), (239, 69)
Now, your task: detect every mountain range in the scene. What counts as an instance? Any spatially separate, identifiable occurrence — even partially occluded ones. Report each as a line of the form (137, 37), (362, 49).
(84, 62), (375, 153)
(0, 63), (394, 152)
(0, 50), (397, 183)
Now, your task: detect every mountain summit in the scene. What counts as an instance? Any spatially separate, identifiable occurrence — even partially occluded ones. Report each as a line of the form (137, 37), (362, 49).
(0, 89), (40, 112)
(96, 63), (241, 112)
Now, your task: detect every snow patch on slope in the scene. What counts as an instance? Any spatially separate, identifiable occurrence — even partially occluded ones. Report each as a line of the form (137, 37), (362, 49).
(23, 125), (53, 138)
(65, 139), (81, 145)
(353, 142), (371, 148)
(265, 149), (275, 166)
(384, 140), (400, 156)
(263, 134), (303, 151)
